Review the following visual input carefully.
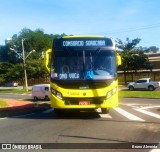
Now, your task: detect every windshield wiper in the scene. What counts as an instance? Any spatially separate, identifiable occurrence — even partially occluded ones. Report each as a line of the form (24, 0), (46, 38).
(91, 48), (101, 70)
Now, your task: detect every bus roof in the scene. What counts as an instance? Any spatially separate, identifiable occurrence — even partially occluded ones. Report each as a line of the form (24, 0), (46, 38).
(62, 35), (105, 39)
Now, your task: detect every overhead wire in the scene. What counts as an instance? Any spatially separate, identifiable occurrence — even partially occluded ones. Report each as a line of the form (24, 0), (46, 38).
(104, 23), (160, 35)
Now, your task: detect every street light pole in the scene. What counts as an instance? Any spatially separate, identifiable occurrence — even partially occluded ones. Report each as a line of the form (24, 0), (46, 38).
(22, 39), (28, 92)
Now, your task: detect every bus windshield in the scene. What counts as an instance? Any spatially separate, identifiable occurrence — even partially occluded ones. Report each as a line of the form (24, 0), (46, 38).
(51, 48), (116, 80)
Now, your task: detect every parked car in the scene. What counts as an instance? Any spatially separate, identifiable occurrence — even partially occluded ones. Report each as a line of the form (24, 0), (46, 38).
(32, 84), (50, 101)
(5, 81), (18, 87)
(127, 78), (160, 91)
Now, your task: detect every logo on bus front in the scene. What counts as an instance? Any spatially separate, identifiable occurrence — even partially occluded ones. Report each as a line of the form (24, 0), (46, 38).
(67, 91), (80, 96)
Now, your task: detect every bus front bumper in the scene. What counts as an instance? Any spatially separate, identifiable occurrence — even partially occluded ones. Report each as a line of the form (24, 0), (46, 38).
(50, 91), (118, 109)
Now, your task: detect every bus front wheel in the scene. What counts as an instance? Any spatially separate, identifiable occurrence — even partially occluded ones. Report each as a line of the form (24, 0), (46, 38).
(54, 108), (64, 115)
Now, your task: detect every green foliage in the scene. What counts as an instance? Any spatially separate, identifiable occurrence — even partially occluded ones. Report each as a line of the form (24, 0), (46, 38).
(0, 62), (23, 84)
(117, 38), (152, 84)
(0, 59), (49, 84)
(118, 38), (151, 70)
(0, 28), (66, 84)
(120, 50), (151, 72)
(143, 46), (159, 53)
(26, 59), (48, 79)
(17, 28), (52, 53)
(0, 62), (14, 83)
(117, 38), (141, 51)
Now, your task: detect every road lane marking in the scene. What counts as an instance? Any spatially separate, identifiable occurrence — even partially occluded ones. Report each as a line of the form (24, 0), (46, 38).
(150, 149), (160, 152)
(99, 114), (112, 118)
(0, 117), (7, 120)
(139, 106), (160, 110)
(120, 103), (152, 109)
(134, 109), (160, 119)
(149, 142), (160, 152)
(95, 108), (112, 118)
(96, 108), (101, 113)
(113, 107), (145, 121)
(42, 109), (54, 113)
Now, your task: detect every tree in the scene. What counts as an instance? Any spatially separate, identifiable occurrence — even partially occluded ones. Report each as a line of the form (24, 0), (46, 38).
(148, 46), (159, 53)
(0, 27), (67, 85)
(117, 38), (141, 51)
(17, 28), (51, 53)
(117, 38), (151, 84)
(128, 50), (151, 72)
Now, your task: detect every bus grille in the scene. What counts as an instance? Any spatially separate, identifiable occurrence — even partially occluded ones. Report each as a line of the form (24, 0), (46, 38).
(64, 97), (106, 105)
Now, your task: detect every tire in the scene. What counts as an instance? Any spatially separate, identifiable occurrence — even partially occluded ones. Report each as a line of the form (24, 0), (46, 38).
(54, 108), (64, 115)
(34, 96), (38, 101)
(129, 86), (134, 91)
(44, 95), (50, 101)
(101, 108), (109, 114)
(148, 85), (154, 91)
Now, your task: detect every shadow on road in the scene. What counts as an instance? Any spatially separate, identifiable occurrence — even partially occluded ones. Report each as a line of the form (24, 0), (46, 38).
(10, 109), (102, 120)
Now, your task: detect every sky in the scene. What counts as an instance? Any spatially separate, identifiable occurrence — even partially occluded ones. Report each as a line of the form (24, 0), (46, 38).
(0, 0), (160, 48)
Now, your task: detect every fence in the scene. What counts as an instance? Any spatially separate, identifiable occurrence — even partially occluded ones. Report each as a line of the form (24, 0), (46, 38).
(118, 70), (160, 83)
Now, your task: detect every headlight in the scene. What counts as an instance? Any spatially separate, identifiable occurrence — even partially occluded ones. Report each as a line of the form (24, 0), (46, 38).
(51, 88), (63, 100)
(56, 92), (63, 99)
(106, 87), (117, 99)
(51, 88), (56, 95)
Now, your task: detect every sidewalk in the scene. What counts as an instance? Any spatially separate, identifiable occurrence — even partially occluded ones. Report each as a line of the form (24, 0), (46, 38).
(0, 99), (51, 118)
(1, 100), (36, 110)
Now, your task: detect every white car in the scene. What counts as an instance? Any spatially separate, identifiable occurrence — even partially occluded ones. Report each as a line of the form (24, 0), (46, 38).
(32, 84), (50, 101)
(127, 78), (159, 91)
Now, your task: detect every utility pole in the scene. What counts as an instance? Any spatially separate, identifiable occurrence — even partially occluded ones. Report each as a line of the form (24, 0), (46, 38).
(22, 38), (28, 92)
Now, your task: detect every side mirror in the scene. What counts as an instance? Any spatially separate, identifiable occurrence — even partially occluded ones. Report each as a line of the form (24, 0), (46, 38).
(44, 49), (52, 72)
(116, 53), (121, 66)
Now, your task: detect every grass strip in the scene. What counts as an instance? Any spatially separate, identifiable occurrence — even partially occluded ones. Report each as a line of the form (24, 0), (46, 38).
(0, 89), (31, 94)
(119, 90), (160, 98)
(0, 100), (9, 108)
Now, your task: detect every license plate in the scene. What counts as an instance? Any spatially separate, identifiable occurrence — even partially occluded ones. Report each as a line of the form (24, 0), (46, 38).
(79, 101), (90, 105)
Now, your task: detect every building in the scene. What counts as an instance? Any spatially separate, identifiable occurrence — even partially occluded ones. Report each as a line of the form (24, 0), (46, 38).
(145, 52), (160, 69)
(5, 37), (12, 45)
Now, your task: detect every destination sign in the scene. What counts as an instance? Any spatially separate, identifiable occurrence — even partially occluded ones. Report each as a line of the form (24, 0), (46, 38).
(59, 73), (80, 80)
(63, 40), (106, 47)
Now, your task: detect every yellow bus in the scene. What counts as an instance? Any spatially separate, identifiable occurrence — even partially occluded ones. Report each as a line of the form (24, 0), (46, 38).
(44, 35), (121, 115)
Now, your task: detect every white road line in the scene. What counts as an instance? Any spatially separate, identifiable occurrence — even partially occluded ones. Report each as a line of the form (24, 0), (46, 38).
(42, 109), (54, 113)
(149, 143), (160, 152)
(113, 107), (145, 121)
(120, 103), (151, 108)
(96, 108), (112, 118)
(99, 114), (112, 118)
(96, 108), (101, 113)
(150, 149), (160, 152)
(134, 109), (160, 119)
(139, 106), (160, 110)
(0, 117), (7, 120)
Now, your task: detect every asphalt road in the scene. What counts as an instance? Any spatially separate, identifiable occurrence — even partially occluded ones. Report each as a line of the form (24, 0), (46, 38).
(0, 96), (160, 152)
